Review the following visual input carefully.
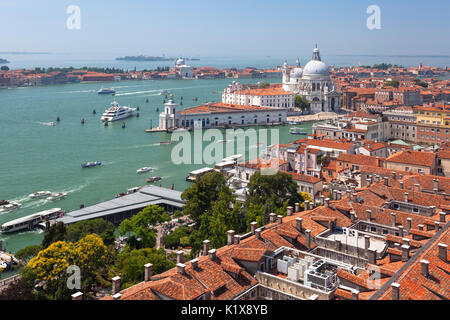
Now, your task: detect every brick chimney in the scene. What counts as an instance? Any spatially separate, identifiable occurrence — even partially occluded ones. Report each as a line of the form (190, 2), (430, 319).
(351, 289), (360, 301)
(438, 243), (447, 262)
(434, 221), (440, 231)
(352, 193), (357, 202)
(404, 192), (409, 203)
(234, 234), (240, 244)
(406, 218), (412, 231)
(191, 258), (199, 270)
(112, 276), (121, 295)
(287, 206), (294, 216)
(305, 229), (312, 249)
(295, 203), (300, 212)
(304, 200), (310, 210)
(398, 225), (404, 237)
(296, 218), (303, 232)
(250, 221), (257, 234)
(227, 230), (235, 245)
(350, 211), (356, 222)
(324, 198), (330, 208)
(400, 181), (404, 189)
(269, 213), (276, 223)
(144, 263), (153, 282)
(392, 283), (400, 300)
(420, 259), (430, 278)
(255, 228), (262, 239)
(433, 178), (439, 193)
(208, 249), (217, 261)
(71, 292), (83, 300)
(277, 215), (283, 224)
(176, 250), (184, 264)
(177, 263), (186, 274)
(401, 245), (410, 262)
(418, 224), (424, 231)
(203, 240), (210, 256)
(383, 176), (389, 186)
(392, 172), (397, 180)
(440, 212), (446, 223)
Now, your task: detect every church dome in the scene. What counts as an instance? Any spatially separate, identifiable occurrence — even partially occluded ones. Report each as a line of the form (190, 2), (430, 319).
(175, 58), (185, 65)
(303, 60), (329, 76)
(290, 67), (303, 78)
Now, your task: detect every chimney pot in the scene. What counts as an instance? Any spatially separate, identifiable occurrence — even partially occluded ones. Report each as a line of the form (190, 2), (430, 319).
(438, 243), (447, 262)
(420, 259), (430, 278)
(144, 263), (153, 282)
(71, 292), (83, 300)
(364, 235), (370, 250)
(392, 283), (400, 300)
(277, 215), (283, 224)
(324, 198), (330, 208)
(176, 250), (184, 264)
(296, 218), (303, 232)
(350, 211), (356, 222)
(404, 192), (409, 203)
(440, 212), (446, 223)
(208, 249), (217, 261)
(351, 289), (360, 301)
(398, 225), (404, 237)
(392, 172), (397, 180)
(227, 230), (235, 245)
(401, 244), (410, 262)
(295, 203), (300, 212)
(203, 240), (210, 256)
(406, 218), (412, 231)
(400, 181), (404, 189)
(304, 200), (310, 210)
(383, 176), (389, 186)
(434, 221), (440, 231)
(234, 234), (240, 244)
(191, 258), (199, 270)
(255, 228), (262, 239)
(287, 206), (294, 216)
(367, 248), (376, 264)
(391, 212), (397, 227)
(366, 210), (372, 221)
(269, 213), (276, 223)
(305, 229), (312, 250)
(433, 178), (439, 193)
(177, 263), (186, 274)
(250, 222), (257, 234)
(112, 276), (121, 295)
(418, 224), (424, 231)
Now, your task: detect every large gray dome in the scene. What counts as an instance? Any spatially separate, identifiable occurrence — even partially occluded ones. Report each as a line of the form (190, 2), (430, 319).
(303, 60), (329, 76)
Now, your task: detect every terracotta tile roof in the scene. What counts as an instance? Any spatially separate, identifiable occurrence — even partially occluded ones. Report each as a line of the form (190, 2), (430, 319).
(337, 153), (380, 167)
(281, 171), (321, 184)
(178, 102), (277, 115)
(386, 150), (436, 167)
(231, 247), (268, 262)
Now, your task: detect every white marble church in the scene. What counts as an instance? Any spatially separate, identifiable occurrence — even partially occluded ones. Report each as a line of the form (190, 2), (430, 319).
(282, 46), (341, 113)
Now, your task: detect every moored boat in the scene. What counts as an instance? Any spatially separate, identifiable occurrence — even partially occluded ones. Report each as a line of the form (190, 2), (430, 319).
(146, 176), (162, 183)
(1, 208), (64, 233)
(0, 202), (21, 213)
(101, 101), (137, 122)
(289, 127), (308, 135)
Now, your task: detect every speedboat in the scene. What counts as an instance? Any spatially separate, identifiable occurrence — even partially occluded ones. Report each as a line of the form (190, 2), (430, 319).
(101, 101), (137, 122)
(29, 191), (52, 199)
(0, 200), (9, 206)
(160, 141), (171, 145)
(137, 167), (154, 174)
(98, 88), (116, 95)
(46, 193), (67, 201)
(146, 176), (162, 183)
(82, 161), (102, 168)
(0, 202), (21, 213)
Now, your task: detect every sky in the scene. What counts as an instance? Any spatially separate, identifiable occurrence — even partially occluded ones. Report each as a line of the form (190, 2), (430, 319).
(0, 0), (449, 57)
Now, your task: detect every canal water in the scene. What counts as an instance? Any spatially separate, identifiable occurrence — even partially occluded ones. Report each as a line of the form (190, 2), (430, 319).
(0, 78), (314, 257)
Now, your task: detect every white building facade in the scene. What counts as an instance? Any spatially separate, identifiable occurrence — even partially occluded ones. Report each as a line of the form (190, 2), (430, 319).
(282, 46), (341, 114)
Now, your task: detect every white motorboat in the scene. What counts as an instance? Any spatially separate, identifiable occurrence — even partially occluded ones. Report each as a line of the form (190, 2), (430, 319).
(137, 167), (154, 174)
(101, 101), (137, 122)
(0, 202), (21, 213)
(29, 191), (52, 199)
(46, 193), (67, 201)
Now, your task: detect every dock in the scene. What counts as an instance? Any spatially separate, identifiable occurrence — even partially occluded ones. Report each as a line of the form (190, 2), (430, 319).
(56, 185), (184, 225)
(145, 127), (167, 133)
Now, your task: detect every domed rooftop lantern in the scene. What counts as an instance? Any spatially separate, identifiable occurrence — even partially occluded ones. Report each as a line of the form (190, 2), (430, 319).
(312, 44), (321, 61)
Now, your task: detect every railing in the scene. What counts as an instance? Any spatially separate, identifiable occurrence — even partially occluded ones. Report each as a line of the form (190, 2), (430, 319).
(0, 274), (22, 289)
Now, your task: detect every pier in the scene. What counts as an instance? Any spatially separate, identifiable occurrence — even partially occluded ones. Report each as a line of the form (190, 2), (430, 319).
(56, 185), (184, 225)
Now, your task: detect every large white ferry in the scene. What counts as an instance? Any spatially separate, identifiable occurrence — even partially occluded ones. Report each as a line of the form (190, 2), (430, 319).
(1, 208), (64, 233)
(101, 101), (137, 122)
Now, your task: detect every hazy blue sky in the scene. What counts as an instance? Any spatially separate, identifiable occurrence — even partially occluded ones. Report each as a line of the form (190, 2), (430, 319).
(1, 0), (449, 56)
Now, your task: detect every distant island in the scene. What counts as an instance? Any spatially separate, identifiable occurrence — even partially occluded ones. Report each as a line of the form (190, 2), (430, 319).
(0, 58), (10, 64)
(116, 55), (200, 62)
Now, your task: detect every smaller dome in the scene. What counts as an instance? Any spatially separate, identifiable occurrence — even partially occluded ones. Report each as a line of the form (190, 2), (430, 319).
(290, 67), (303, 78)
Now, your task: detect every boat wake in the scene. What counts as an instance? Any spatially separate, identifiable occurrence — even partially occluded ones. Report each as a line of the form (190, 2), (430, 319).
(35, 121), (56, 127)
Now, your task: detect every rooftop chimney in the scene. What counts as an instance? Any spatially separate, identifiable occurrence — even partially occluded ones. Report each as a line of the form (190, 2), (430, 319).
(287, 206), (294, 216)
(383, 176), (389, 186)
(234, 234), (241, 245)
(113, 293), (122, 300)
(346, 189), (351, 199)
(295, 203), (300, 212)
(255, 228), (262, 239)
(404, 192), (409, 203)
(351, 289), (360, 301)
(440, 212), (446, 223)
(71, 292), (83, 301)
(418, 224), (424, 231)
(367, 177), (372, 187)
(438, 243), (447, 262)
(208, 249), (217, 261)
(364, 235), (370, 250)
(305, 229), (312, 250)
(401, 245), (410, 262)
(277, 215), (283, 224)
(177, 263), (186, 275)
(337, 191), (342, 200)
(391, 212), (397, 227)
(414, 183), (422, 192)
(324, 198), (330, 208)
(367, 248), (376, 264)
(144, 263), (153, 282)
(112, 276), (121, 295)
(269, 213), (276, 223)
(366, 210), (372, 221)
(420, 259), (430, 278)
(392, 283), (400, 300)
(400, 181), (404, 189)
(191, 258), (199, 270)
(433, 179), (439, 193)
(434, 221), (440, 231)
(352, 193), (357, 202)
(203, 240), (210, 256)
(392, 172), (397, 180)
(176, 250), (184, 264)
(296, 218), (303, 232)
(304, 200), (311, 210)
(398, 225), (404, 237)
(227, 230), (235, 245)
(350, 211), (357, 222)
(250, 221), (257, 234)
(406, 218), (412, 231)
(402, 238), (411, 246)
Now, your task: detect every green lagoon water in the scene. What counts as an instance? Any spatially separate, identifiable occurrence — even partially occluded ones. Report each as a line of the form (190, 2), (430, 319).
(0, 78), (314, 258)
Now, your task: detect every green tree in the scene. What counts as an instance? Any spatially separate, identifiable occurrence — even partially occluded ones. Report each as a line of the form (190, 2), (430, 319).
(386, 80), (400, 88)
(65, 218), (115, 245)
(163, 226), (190, 249)
(15, 245), (41, 264)
(295, 95), (310, 112)
(42, 222), (66, 249)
